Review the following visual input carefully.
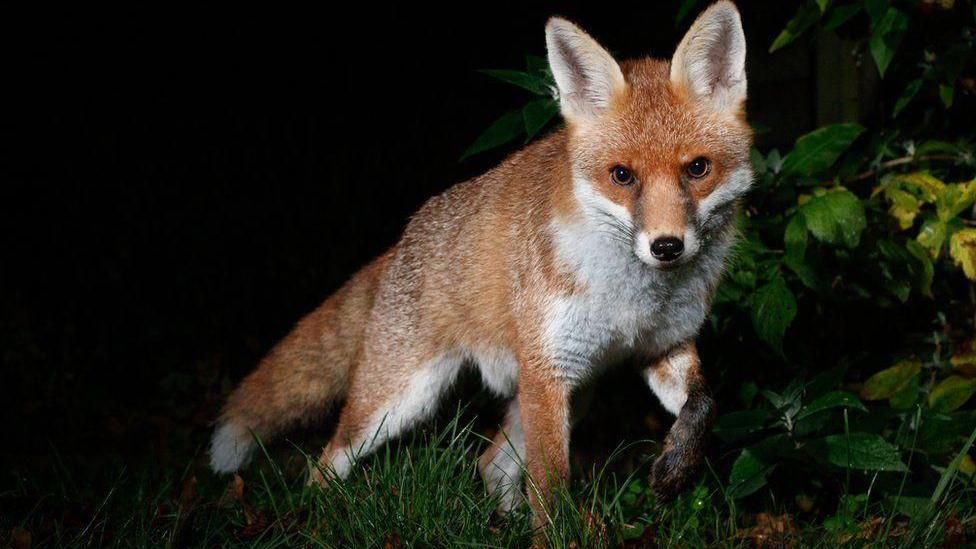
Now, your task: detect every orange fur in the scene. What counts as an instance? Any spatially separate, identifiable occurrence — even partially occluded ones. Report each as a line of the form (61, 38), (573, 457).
(211, 1), (751, 529)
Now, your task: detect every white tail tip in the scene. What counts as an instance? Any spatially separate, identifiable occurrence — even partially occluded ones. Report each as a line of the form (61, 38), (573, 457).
(209, 422), (255, 473)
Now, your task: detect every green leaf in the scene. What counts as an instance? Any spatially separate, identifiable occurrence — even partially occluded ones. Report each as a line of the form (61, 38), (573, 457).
(824, 3), (863, 30)
(931, 426), (976, 508)
(799, 188), (867, 248)
(810, 433), (908, 471)
(478, 69), (551, 96)
(940, 84), (955, 109)
(936, 181), (976, 221)
(782, 123), (865, 177)
(860, 359), (921, 400)
(864, 0), (888, 25)
(930, 376), (976, 412)
(916, 217), (948, 258)
(784, 215), (819, 289)
(905, 240), (934, 297)
(728, 449), (774, 499)
(766, 149), (784, 174)
(784, 214), (808, 263)
(889, 374), (920, 409)
(750, 148), (767, 175)
(525, 55), (549, 75)
(869, 8), (908, 78)
(916, 411), (976, 456)
(893, 79), (922, 118)
(815, 0), (831, 13)
(807, 366), (848, 399)
(877, 239), (921, 298)
(714, 410), (770, 443)
(770, 3), (822, 53)
(916, 140), (960, 157)
(522, 99), (559, 140)
(676, 0), (702, 23)
(861, 360), (922, 400)
(460, 110), (524, 160)
(750, 278), (797, 351)
(883, 495), (931, 518)
(798, 391), (868, 420)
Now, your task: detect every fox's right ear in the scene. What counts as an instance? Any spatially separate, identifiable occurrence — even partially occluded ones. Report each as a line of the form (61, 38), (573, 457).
(546, 17), (626, 122)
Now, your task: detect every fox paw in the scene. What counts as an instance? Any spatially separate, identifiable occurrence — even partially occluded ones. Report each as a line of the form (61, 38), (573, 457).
(650, 449), (698, 503)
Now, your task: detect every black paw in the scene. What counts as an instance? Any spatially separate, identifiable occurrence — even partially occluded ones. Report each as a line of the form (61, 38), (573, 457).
(650, 449), (699, 503)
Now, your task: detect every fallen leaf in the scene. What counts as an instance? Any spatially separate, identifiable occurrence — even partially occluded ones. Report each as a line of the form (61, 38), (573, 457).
(220, 473), (246, 508)
(237, 511), (268, 541)
(11, 527), (32, 549)
(179, 475), (198, 508)
(383, 533), (402, 549)
(857, 516), (883, 540)
(584, 509), (609, 543)
(945, 515), (966, 546)
(740, 513), (798, 548)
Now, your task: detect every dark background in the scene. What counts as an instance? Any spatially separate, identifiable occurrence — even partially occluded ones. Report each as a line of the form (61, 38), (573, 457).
(1, 3), (818, 472)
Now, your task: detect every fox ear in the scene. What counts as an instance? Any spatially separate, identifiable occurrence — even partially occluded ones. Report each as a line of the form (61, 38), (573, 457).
(546, 17), (626, 121)
(670, 1), (747, 112)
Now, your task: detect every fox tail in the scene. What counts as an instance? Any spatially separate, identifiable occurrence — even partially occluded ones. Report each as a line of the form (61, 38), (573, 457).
(208, 254), (386, 473)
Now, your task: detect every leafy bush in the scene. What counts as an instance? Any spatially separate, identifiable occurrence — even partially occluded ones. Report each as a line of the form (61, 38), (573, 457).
(466, 0), (976, 528)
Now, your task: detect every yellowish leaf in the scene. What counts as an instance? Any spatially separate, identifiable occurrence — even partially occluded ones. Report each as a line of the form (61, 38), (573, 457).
(891, 172), (945, 203)
(883, 187), (922, 230)
(960, 455), (976, 476)
(950, 228), (976, 280)
(861, 359), (922, 400)
(951, 339), (976, 376)
(936, 180), (976, 221)
(928, 375), (976, 412)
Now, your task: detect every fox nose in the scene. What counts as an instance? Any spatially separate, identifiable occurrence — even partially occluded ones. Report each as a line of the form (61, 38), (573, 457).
(650, 236), (684, 262)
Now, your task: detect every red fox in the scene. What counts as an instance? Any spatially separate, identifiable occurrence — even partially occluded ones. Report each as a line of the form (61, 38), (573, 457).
(211, 0), (751, 523)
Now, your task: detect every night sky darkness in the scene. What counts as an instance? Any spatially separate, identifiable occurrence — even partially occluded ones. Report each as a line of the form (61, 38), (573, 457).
(1, 3), (809, 463)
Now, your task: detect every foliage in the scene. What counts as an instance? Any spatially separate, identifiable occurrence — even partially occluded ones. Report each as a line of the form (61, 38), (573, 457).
(5, 418), (973, 547)
(464, 0), (976, 537)
(460, 56), (559, 161)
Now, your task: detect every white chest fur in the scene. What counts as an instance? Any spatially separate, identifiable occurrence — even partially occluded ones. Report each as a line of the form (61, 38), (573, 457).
(544, 218), (728, 385)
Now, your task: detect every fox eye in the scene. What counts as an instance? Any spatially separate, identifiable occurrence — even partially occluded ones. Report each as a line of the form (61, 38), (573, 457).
(610, 165), (635, 186)
(686, 157), (711, 179)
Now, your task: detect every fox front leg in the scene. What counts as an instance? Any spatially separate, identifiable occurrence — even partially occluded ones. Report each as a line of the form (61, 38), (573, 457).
(645, 342), (716, 501)
(517, 355), (571, 532)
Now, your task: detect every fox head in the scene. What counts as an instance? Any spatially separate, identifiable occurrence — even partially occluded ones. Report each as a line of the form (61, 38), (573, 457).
(546, 1), (752, 269)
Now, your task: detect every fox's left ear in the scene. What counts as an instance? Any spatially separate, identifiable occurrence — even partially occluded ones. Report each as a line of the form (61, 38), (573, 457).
(671, 1), (747, 113)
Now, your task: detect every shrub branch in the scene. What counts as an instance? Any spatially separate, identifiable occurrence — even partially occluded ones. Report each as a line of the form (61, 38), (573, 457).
(844, 154), (958, 183)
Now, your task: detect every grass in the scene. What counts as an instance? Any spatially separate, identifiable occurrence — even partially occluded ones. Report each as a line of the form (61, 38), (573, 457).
(3, 411), (975, 548)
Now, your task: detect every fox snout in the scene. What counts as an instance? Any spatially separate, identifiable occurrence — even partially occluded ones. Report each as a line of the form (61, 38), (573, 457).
(630, 179), (703, 268)
(635, 225), (701, 268)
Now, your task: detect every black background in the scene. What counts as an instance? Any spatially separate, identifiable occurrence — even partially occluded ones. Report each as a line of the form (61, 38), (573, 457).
(1, 3), (812, 465)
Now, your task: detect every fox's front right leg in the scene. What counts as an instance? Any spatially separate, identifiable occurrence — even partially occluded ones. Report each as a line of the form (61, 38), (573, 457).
(516, 355), (571, 532)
